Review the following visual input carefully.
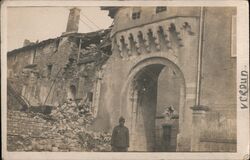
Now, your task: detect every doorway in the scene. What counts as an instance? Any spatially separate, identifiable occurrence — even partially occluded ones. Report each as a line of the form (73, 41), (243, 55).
(126, 59), (185, 152)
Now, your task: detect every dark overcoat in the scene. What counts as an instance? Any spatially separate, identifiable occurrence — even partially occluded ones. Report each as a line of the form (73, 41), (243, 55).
(111, 125), (129, 148)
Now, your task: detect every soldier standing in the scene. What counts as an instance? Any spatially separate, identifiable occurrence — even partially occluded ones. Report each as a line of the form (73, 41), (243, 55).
(111, 116), (129, 152)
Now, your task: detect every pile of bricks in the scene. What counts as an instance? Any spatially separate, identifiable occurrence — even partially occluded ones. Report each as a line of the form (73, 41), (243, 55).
(7, 100), (111, 152)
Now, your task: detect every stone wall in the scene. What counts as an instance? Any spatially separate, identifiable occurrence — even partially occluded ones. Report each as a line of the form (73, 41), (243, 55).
(17, 36), (75, 107)
(7, 49), (34, 77)
(7, 110), (53, 151)
(199, 111), (236, 152)
(201, 7), (236, 119)
(7, 30), (110, 109)
(198, 7), (237, 151)
(111, 7), (200, 36)
(7, 107), (111, 152)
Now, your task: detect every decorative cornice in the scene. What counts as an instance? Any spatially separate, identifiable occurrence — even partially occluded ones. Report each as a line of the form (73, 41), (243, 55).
(112, 18), (196, 59)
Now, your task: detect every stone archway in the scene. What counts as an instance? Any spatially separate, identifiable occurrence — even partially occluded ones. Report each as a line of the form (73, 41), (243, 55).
(120, 57), (186, 152)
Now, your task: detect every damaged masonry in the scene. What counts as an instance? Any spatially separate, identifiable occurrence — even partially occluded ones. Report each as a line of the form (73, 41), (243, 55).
(7, 8), (112, 151)
(7, 7), (237, 152)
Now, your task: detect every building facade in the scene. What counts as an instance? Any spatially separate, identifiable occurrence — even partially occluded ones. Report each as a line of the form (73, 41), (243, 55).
(98, 6), (237, 152)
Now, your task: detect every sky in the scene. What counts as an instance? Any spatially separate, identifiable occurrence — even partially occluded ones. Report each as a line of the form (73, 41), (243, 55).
(7, 7), (113, 51)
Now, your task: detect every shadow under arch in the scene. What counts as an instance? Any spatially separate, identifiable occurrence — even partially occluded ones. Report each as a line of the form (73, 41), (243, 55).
(119, 56), (186, 151)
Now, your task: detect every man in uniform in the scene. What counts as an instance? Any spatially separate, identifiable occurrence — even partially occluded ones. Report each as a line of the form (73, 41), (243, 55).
(111, 116), (129, 152)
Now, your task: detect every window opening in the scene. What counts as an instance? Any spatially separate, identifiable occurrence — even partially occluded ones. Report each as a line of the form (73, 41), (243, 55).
(132, 7), (141, 20)
(68, 85), (77, 101)
(87, 92), (93, 102)
(156, 7), (167, 13)
(132, 12), (140, 19)
(47, 64), (53, 78)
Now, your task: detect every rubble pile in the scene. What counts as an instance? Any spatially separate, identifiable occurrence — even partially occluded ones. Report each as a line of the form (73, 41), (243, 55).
(48, 100), (111, 151)
(37, 100), (111, 151)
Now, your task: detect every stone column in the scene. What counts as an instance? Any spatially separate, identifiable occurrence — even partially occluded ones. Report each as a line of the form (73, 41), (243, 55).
(190, 105), (209, 151)
(129, 90), (138, 151)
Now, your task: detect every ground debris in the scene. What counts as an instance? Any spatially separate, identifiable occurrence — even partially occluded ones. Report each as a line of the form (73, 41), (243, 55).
(8, 99), (111, 152)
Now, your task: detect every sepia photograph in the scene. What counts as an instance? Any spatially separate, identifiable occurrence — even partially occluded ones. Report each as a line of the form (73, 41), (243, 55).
(1, 1), (249, 160)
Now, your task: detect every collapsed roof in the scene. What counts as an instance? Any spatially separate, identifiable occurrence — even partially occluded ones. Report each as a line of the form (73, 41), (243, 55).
(7, 29), (111, 57)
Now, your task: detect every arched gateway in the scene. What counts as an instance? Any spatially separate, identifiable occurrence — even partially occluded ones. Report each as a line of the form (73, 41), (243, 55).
(98, 7), (202, 151)
(120, 57), (186, 151)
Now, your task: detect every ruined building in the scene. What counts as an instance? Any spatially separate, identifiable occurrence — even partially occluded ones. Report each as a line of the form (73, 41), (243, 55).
(7, 7), (237, 152)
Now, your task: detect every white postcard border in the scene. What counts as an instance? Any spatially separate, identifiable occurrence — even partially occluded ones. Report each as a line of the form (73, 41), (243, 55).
(1, 1), (249, 160)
